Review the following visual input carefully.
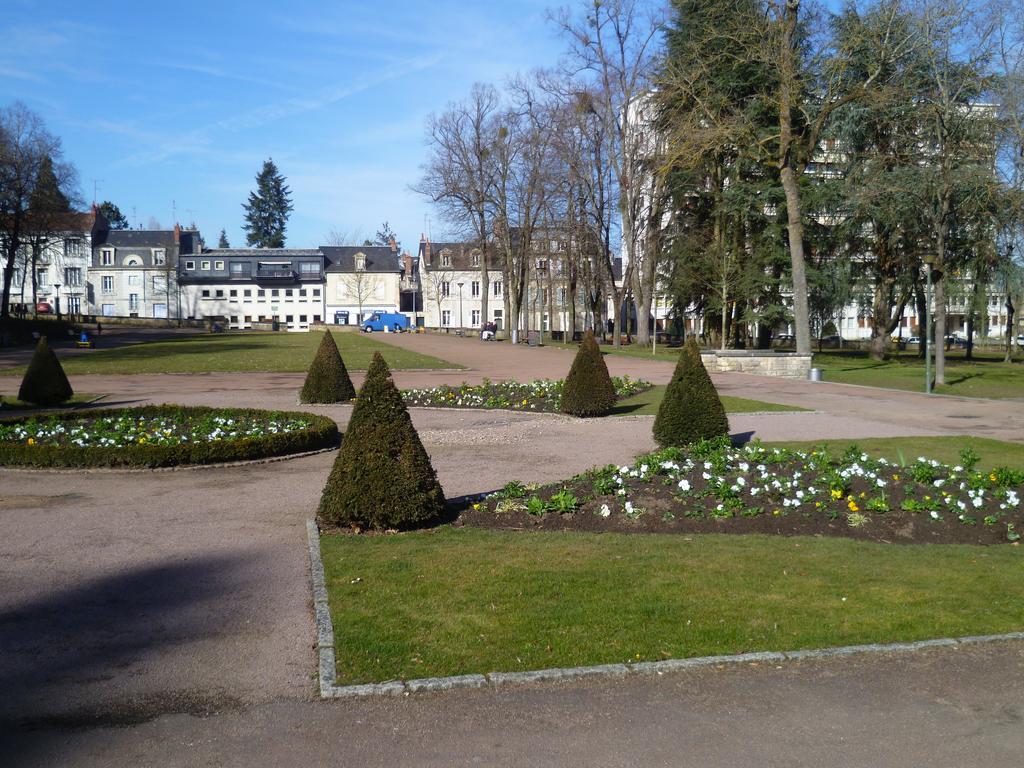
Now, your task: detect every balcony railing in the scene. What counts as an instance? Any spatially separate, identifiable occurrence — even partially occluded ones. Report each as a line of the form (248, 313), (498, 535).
(256, 267), (297, 281)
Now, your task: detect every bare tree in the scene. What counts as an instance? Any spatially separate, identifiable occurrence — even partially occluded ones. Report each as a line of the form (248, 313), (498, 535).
(553, 0), (668, 346)
(420, 264), (453, 330)
(0, 103), (76, 321)
(323, 227), (367, 246)
(342, 269), (378, 325)
(416, 84), (500, 334)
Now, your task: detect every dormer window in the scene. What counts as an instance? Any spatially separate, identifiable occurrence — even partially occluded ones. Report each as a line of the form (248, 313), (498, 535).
(355, 253), (366, 271)
(471, 251), (480, 267)
(124, 255), (143, 267)
(154, 249), (166, 265)
(100, 249), (114, 266)
(441, 250), (452, 268)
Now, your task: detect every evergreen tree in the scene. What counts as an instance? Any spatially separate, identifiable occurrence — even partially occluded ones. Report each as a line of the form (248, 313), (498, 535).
(217, 229), (230, 248)
(300, 331), (355, 403)
(97, 200), (129, 230)
(30, 156), (71, 215)
(653, 338), (729, 447)
(373, 221), (400, 250)
(18, 336), (73, 406)
(242, 158), (293, 248)
(561, 330), (617, 417)
(318, 352), (445, 530)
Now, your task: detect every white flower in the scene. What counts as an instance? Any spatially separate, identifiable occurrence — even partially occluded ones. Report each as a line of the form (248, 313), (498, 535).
(930, 511), (941, 520)
(678, 479), (691, 492)
(598, 504), (611, 518)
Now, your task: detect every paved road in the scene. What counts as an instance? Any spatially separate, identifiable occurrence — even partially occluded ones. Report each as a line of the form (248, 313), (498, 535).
(4, 641), (1023, 767)
(2, 330), (1021, 765)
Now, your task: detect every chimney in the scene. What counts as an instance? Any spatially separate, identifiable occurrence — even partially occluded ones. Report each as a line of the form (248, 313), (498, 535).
(173, 222), (181, 245)
(389, 235), (398, 254)
(402, 251), (413, 276)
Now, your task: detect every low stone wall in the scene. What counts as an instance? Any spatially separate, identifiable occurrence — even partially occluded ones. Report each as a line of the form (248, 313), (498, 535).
(700, 350), (812, 379)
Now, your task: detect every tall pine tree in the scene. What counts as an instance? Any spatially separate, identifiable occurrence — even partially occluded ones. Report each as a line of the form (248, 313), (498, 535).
(97, 200), (129, 230)
(242, 159), (293, 248)
(217, 228), (230, 248)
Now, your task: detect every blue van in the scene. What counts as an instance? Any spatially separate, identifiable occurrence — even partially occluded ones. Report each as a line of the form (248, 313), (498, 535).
(362, 312), (410, 333)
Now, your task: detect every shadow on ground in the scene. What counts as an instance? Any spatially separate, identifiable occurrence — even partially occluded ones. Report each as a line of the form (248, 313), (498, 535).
(0, 552), (254, 762)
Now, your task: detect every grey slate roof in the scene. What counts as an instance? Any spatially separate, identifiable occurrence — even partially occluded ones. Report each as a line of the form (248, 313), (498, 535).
(200, 248), (323, 257)
(95, 229), (200, 253)
(419, 240), (501, 271)
(322, 246), (400, 273)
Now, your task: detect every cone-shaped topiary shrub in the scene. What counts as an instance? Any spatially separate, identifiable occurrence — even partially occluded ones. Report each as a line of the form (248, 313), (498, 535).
(18, 336), (73, 406)
(318, 351), (445, 530)
(300, 331), (355, 403)
(561, 330), (617, 417)
(653, 337), (729, 447)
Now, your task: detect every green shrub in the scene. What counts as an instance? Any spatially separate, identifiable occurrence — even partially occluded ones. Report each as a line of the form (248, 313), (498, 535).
(653, 338), (729, 447)
(0, 406), (339, 468)
(318, 352), (445, 531)
(560, 330), (616, 417)
(18, 336), (73, 406)
(300, 331), (355, 403)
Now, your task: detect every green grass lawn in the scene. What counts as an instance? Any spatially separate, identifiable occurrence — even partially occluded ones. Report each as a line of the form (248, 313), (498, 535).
(766, 436), (1024, 472)
(813, 350), (1024, 399)
(612, 384), (806, 416)
(0, 393), (102, 411)
(321, 527), (1024, 684)
(1, 331), (458, 376)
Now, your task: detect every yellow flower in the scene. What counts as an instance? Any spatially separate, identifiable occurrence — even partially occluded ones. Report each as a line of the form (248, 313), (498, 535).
(472, 503), (481, 511)
(26, 437), (35, 446)
(138, 437), (147, 444)
(893, 474), (900, 481)
(830, 489), (843, 500)
(772, 509), (781, 516)
(848, 501), (859, 512)
(990, 473), (997, 482)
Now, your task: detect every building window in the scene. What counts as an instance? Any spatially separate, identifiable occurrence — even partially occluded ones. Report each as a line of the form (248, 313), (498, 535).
(493, 281), (503, 297)
(355, 254), (366, 271)
(313, 288), (321, 297)
(471, 281), (480, 297)
(101, 276), (114, 293)
(202, 290), (210, 298)
(271, 289), (279, 297)
(471, 251), (480, 266)
(442, 309), (451, 326)
(185, 260), (195, 270)
(558, 287), (567, 304)
(441, 281), (450, 298)
(300, 262), (320, 276)
(229, 289), (237, 298)
(286, 315), (294, 323)
(154, 249), (166, 265)
(244, 289), (252, 297)
(152, 275), (167, 291)
(102, 303), (115, 316)
(67, 296), (81, 313)
(285, 289), (293, 297)
(128, 274), (140, 286)
(257, 289), (266, 297)
(244, 316), (252, 323)
(215, 290), (224, 298)
(214, 260), (224, 270)
(101, 249), (114, 265)
(313, 314), (321, 323)
(36, 268), (48, 287)
(471, 309), (481, 326)
(299, 289), (307, 297)
(129, 294), (140, 312)
(64, 267), (82, 287)
(201, 260), (211, 270)
(230, 262), (250, 278)
(440, 251), (452, 268)
(299, 314), (307, 323)
(230, 316), (238, 324)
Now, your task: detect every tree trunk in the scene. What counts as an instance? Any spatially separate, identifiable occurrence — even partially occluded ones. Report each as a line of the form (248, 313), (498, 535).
(779, 166), (812, 355)
(1005, 294), (1015, 364)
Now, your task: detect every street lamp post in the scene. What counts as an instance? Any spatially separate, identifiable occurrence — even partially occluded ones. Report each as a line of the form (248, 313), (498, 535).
(924, 260), (933, 395)
(457, 282), (464, 334)
(53, 283), (62, 321)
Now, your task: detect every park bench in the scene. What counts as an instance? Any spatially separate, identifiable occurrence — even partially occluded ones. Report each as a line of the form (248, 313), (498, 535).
(75, 339), (95, 349)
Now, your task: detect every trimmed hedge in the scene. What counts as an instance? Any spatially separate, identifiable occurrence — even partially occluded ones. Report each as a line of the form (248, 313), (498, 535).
(300, 330), (356, 403)
(653, 338), (730, 447)
(0, 405), (339, 468)
(18, 336), (73, 406)
(318, 352), (446, 531)
(561, 330), (617, 417)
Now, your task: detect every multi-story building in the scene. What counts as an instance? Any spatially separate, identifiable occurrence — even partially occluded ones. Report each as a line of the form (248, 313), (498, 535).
(322, 244), (402, 326)
(9, 207), (106, 317)
(91, 224), (201, 318)
(178, 248), (325, 331)
(418, 238), (505, 332)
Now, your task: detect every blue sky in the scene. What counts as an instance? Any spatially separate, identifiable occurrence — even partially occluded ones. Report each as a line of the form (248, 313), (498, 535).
(0, 0), (564, 250)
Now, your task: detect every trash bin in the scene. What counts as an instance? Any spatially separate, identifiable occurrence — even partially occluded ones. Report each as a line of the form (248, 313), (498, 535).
(809, 367), (823, 382)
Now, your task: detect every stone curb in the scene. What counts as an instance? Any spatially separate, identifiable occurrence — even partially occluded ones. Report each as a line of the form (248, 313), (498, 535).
(305, 520), (1024, 699)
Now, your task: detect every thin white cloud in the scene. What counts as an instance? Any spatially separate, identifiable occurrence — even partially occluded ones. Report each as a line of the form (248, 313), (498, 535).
(119, 51), (445, 166)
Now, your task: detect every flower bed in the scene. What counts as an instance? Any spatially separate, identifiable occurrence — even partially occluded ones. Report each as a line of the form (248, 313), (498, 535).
(462, 439), (1024, 545)
(0, 405), (339, 468)
(402, 376), (651, 413)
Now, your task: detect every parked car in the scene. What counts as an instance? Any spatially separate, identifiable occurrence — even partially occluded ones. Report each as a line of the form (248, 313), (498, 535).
(362, 312), (410, 333)
(35, 302), (52, 314)
(773, 333), (795, 345)
(1017, 334), (1024, 346)
(817, 334), (844, 348)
